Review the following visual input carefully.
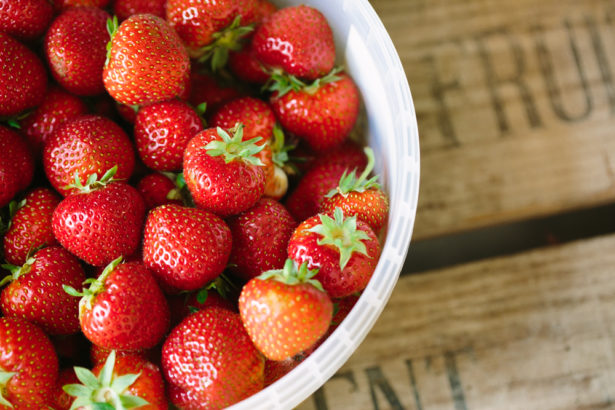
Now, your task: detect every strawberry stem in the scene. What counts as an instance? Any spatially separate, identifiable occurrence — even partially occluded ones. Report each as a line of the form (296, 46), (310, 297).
(105, 16), (119, 67)
(258, 259), (324, 292)
(326, 147), (380, 198)
(198, 15), (254, 72)
(205, 124), (265, 166)
(0, 254), (36, 287)
(63, 256), (123, 310)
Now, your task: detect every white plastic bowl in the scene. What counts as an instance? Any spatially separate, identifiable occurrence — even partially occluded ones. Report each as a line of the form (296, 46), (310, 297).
(231, 0), (420, 408)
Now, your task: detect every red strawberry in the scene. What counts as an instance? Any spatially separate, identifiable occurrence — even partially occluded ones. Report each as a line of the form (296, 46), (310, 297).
(252, 5), (335, 80)
(103, 14), (190, 106)
(288, 208), (380, 298)
(270, 71), (360, 151)
(51, 0), (110, 10)
(43, 115), (135, 196)
(3, 188), (60, 266)
(53, 368), (78, 410)
(165, 0), (258, 67)
(0, 0), (53, 40)
(210, 96), (276, 145)
(52, 171), (145, 266)
(134, 99), (203, 172)
(137, 172), (183, 210)
(228, 41), (270, 84)
(0, 317), (59, 407)
(239, 259), (333, 361)
(320, 148), (389, 234)
(116, 103), (138, 124)
(162, 306), (265, 409)
(189, 69), (243, 114)
(90, 344), (152, 367)
(168, 287), (236, 327)
(0, 127), (34, 208)
(45, 7), (110, 96)
(184, 125), (266, 216)
(143, 204), (232, 291)
(21, 86), (88, 154)
(65, 258), (170, 350)
(285, 145), (367, 222)
(227, 198), (295, 281)
(113, 0), (166, 21)
(1, 246), (85, 335)
(0, 33), (47, 117)
(264, 351), (311, 386)
(63, 351), (167, 408)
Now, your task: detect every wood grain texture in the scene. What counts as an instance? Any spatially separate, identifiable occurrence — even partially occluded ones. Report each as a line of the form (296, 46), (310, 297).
(371, 0), (615, 238)
(298, 233), (615, 409)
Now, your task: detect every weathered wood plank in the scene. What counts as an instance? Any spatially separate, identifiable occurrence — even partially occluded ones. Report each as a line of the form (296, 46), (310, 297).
(297, 234), (615, 409)
(370, 0), (615, 238)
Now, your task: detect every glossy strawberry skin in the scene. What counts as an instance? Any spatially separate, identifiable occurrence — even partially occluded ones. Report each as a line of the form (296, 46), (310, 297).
(0, 33), (47, 117)
(1, 246), (86, 335)
(184, 129), (266, 217)
(43, 115), (135, 196)
(320, 189), (389, 235)
(103, 14), (190, 106)
(252, 5), (335, 80)
(0, 0), (53, 40)
(0, 317), (59, 407)
(80, 262), (170, 350)
(0, 127), (34, 208)
(288, 215), (380, 298)
(52, 182), (146, 267)
(90, 344), (152, 367)
(51, 0), (110, 10)
(210, 97), (276, 145)
(270, 73), (360, 151)
(136, 173), (183, 210)
(45, 7), (110, 96)
(162, 307), (265, 409)
(21, 86), (88, 155)
(227, 198), (296, 281)
(134, 99), (203, 172)
(239, 277), (333, 361)
(143, 204), (232, 291)
(3, 188), (61, 266)
(113, 0), (166, 21)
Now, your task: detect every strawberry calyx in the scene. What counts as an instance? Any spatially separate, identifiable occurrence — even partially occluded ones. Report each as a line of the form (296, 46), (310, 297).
(104, 16), (119, 67)
(258, 259), (324, 292)
(0, 252), (37, 287)
(63, 350), (149, 410)
(307, 208), (371, 270)
(2, 198), (26, 233)
(326, 147), (381, 198)
(198, 15), (254, 72)
(1, 111), (31, 129)
(63, 165), (119, 194)
(63, 256), (123, 311)
(0, 369), (16, 408)
(205, 124), (265, 166)
(265, 66), (343, 98)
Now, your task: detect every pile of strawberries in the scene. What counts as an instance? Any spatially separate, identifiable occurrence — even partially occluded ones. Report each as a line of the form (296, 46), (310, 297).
(0, 0), (390, 408)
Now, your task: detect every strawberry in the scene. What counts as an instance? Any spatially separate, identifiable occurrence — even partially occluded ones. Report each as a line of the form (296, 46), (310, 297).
(264, 351), (311, 386)
(51, 0), (110, 10)
(165, 0), (258, 68)
(21, 86), (88, 155)
(189, 69), (243, 114)
(136, 172), (183, 210)
(143, 204), (232, 291)
(52, 169), (145, 266)
(288, 208), (380, 298)
(0, 246), (85, 335)
(162, 306), (265, 409)
(0, 317), (59, 407)
(90, 344), (152, 367)
(64, 257), (170, 350)
(45, 7), (110, 96)
(0, 33), (47, 117)
(103, 14), (190, 107)
(184, 125), (267, 216)
(228, 41), (270, 84)
(269, 71), (360, 151)
(320, 148), (389, 234)
(134, 99), (204, 172)
(252, 5), (335, 81)
(116, 102), (139, 124)
(285, 145), (367, 222)
(3, 188), (60, 266)
(63, 351), (167, 409)
(113, 0), (166, 21)
(0, 126), (34, 208)
(53, 368), (78, 410)
(227, 198), (295, 281)
(43, 115), (135, 196)
(0, 0), (53, 40)
(210, 96), (276, 145)
(239, 259), (333, 361)
(168, 285), (236, 327)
